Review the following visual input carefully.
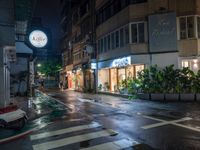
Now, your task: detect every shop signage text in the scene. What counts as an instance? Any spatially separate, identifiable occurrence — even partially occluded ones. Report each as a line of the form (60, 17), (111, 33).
(112, 56), (131, 67)
(29, 30), (48, 48)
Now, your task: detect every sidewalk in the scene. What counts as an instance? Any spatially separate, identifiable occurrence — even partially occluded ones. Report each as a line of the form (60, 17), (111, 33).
(0, 91), (68, 143)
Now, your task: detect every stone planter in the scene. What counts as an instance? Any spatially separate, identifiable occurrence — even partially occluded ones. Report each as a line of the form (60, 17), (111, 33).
(195, 93), (200, 101)
(165, 93), (179, 101)
(180, 93), (195, 101)
(151, 93), (165, 101)
(137, 93), (150, 100)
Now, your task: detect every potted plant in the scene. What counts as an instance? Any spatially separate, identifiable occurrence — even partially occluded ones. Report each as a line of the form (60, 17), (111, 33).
(104, 82), (110, 92)
(192, 70), (200, 101)
(118, 79), (128, 94)
(179, 67), (195, 101)
(137, 68), (151, 100)
(163, 65), (180, 101)
(127, 78), (141, 99)
(148, 65), (165, 101)
(98, 84), (103, 91)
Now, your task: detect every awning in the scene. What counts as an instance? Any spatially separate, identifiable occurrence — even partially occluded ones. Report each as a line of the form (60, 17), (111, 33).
(15, 42), (33, 54)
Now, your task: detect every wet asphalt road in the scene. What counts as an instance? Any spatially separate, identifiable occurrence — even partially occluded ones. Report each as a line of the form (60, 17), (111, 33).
(1, 90), (200, 150)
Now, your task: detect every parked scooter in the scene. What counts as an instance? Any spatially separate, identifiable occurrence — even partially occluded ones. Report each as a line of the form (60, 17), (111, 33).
(0, 105), (27, 130)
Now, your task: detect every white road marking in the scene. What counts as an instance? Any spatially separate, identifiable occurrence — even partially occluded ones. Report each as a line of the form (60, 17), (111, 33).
(142, 117), (192, 129)
(80, 139), (139, 150)
(32, 129), (118, 150)
(141, 115), (200, 132)
(30, 122), (101, 140)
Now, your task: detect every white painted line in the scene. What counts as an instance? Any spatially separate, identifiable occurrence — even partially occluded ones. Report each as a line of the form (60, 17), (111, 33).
(32, 129), (118, 150)
(142, 117), (192, 129)
(30, 122), (101, 140)
(80, 139), (139, 150)
(141, 115), (200, 132)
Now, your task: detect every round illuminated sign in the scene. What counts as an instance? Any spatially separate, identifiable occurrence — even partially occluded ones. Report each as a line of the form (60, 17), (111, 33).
(29, 30), (48, 48)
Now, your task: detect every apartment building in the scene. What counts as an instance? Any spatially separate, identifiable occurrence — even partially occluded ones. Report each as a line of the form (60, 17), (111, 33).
(96, 0), (200, 93)
(60, 0), (96, 91)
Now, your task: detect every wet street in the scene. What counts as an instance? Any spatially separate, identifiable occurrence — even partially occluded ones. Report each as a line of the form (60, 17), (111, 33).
(1, 90), (200, 150)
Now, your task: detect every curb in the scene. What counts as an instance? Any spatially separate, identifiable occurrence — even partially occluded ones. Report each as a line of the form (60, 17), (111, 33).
(0, 128), (35, 144)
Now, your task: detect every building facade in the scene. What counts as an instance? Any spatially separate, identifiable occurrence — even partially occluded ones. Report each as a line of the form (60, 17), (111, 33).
(60, 0), (200, 94)
(96, 0), (200, 93)
(0, 0), (16, 107)
(60, 0), (96, 91)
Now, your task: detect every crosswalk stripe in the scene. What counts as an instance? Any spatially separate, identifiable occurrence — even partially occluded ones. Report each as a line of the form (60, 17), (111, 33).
(80, 139), (139, 150)
(32, 129), (118, 150)
(30, 122), (101, 140)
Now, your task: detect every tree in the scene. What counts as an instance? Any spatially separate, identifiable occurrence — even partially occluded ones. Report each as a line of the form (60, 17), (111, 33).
(37, 59), (62, 77)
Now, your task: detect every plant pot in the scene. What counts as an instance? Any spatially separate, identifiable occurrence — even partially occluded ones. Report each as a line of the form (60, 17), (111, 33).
(195, 93), (200, 101)
(180, 93), (195, 101)
(165, 93), (179, 101)
(137, 93), (150, 100)
(151, 93), (164, 101)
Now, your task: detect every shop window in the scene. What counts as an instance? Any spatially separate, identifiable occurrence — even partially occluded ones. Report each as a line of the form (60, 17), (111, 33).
(135, 65), (144, 78)
(118, 68), (126, 83)
(98, 69), (110, 91)
(126, 66), (134, 78)
(110, 68), (118, 92)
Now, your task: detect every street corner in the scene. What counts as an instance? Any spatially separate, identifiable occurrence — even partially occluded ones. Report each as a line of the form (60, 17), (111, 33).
(0, 117), (52, 144)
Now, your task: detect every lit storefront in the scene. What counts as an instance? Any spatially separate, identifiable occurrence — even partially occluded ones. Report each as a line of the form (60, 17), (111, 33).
(98, 56), (144, 93)
(180, 57), (200, 73)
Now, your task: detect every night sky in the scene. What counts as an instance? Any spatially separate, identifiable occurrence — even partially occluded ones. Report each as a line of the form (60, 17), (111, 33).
(34, 0), (61, 52)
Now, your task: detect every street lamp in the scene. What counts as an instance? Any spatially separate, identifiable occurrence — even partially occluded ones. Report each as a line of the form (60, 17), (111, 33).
(37, 63), (41, 67)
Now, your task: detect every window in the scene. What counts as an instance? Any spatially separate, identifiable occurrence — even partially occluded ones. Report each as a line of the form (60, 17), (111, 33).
(97, 40), (101, 54)
(131, 24), (137, 43)
(198, 17), (200, 38)
(180, 18), (187, 39)
(138, 23), (145, 43)
(187, 17), (194, 38)
(125, 25), (129, 44)
(115, 31), (119, 48)
(120, 28), (124, 47)
(111, 32), (115, 49)
(96, 0), (147, 26)
(131, 22), (145, 43)
(104, 37), (107, 52)
(107, 35), (111, 50)
(100, 39), (103, 53)
(130, 0), (147, 4)
(179, 16), (195, 39)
